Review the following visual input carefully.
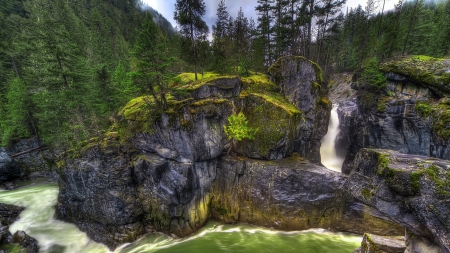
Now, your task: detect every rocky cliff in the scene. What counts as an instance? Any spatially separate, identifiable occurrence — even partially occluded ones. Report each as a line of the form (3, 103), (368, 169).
(54, 57), (405, 249)
(347, 149), (450, 253)
(337, 56), (450, 174)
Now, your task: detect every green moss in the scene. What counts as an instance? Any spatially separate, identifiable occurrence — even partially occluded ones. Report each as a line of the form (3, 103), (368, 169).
(426, 165), (450, 190)
(361, 188), (374, 201)
(0, 244), (21, 253)
(377, 98), (387, 112)
(241, 73), (279, 93)
(174, 72), (220, 84)
(376, 153), (391, 173)
(241, 93), (302, 156)
(415, 101), (431, 117)
(172, 74), (238, 91)
(415, 100), (450, 139)
(410, 171), (423, 193)
(380, 56), (450, 96)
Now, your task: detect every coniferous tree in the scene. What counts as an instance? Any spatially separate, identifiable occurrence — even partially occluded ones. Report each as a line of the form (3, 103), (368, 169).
(174, 0), (209, 80)
(132, 13), (175, 109)
(212, 0), (231, 74)
(255, 0), (275, 66)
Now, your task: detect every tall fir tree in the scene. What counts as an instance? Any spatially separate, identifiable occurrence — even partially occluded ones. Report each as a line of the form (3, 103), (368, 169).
(174, 0), (209, 80)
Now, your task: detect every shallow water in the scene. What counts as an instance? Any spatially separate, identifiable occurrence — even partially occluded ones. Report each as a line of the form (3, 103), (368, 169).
(0, 183), (361, 253)
(320, 104), (345, 172)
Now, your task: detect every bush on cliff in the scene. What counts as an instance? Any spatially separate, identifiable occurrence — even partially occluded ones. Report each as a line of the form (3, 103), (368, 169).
(224, 112), (258, 153)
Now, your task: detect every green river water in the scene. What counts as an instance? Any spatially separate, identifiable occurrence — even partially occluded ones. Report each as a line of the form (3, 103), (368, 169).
(0, 182), (362, 253)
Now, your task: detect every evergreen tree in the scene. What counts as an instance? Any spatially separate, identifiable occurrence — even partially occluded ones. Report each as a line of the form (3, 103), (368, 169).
(132, 13), (175, 109)
(0, 78), (34, 145)
(174, 0), (209, 80)
(212, 0), (231, 74)
(255, 0), (275, 66)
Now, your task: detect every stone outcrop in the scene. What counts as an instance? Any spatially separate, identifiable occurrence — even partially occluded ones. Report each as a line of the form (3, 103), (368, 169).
(354, 233), (406, 253)
(0, 148), (20, 183)
(269, 56), (330, 163)
(347, 149), (450, 252)
(0, 203), (39, 253)
(56, 138), (217, 249)
(210, 155), (402, 235)
(337, 56), (450, 174)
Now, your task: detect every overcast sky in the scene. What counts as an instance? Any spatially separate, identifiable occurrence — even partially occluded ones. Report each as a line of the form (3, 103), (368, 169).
(142, 0), (398, 30)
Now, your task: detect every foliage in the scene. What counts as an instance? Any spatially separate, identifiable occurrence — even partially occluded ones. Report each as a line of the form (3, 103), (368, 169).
(0, 78), (32, 145)
(224, 112), (258, 142)
(361, 58), (387, 90)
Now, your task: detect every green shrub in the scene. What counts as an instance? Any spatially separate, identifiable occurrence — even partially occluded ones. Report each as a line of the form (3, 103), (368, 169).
(224, 112), (258, 141)
(361, 58), (387, 90)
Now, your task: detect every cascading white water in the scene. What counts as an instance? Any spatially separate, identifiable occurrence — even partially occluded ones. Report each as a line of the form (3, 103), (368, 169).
(320, 104), (345, 172)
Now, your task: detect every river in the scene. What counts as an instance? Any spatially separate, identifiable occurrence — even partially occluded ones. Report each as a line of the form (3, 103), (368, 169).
(0, 182), (362, 253)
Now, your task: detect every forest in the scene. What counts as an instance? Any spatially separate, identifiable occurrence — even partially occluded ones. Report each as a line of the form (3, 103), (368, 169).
(0, 0), (449, 149)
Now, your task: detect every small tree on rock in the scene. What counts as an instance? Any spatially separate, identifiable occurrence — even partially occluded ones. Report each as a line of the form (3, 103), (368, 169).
(224, 112), (258, 154)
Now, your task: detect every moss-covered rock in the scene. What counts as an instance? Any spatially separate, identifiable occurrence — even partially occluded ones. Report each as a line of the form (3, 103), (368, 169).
(348, 149), (450, 253)
(380, 55), (450, 97)
(268, 56), (330, 162)
(234, 93), (301, 159)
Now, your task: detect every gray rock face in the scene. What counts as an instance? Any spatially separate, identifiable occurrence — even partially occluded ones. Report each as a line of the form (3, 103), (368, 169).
(0, 148), (20, 182)
(358, 233), (406, 253)
(0, 203), (24, 226)
(337, 98), (446, 174)
(337, 76), (449, 174)
(211, 155), (402, 234)
(5, 138), (57, 180)
(405, 230), (444, 253)
(269, 56), (330, 163)
(55, 139), (216, 249)
(347, 149), (450, 253)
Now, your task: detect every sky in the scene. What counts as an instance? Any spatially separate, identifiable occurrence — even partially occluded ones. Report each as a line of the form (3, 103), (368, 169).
(142, 0), (398, 30)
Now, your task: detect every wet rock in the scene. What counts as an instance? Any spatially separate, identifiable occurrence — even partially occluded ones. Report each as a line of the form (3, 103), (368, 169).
(0, 148), (21, 182)
(0, 203), (24, 226)
(359, 233), (406, 253)
(211, 155), (402, 235)
(189, 77), (242, 99)
(11, 231), (39, 253)
(405, 230), (444, 253)
(347, 149), (450, 252)
(3, 138), (58, 181)
(56, 140), (216, 249)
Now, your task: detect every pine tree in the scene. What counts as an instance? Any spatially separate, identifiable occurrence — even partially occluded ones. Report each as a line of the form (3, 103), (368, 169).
(174, 0), (209, 80)
(0, 78), (34, 146)
(212, 0), (231, 74)
(132, 13), (175, 109)
(255, 0), (275, 66)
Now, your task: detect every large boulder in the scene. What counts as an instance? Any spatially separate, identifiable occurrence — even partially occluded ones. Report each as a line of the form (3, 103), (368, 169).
(347, 149), (450, 252)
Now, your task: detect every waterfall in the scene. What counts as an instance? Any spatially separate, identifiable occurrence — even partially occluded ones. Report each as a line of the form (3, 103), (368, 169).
(320, 104), (344, 172)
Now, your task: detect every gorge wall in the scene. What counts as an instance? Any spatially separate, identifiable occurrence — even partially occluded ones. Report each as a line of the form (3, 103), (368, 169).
(54, 56), (402, 250)
(51, 55), (450, 252)
(337, 56), (450, 174)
